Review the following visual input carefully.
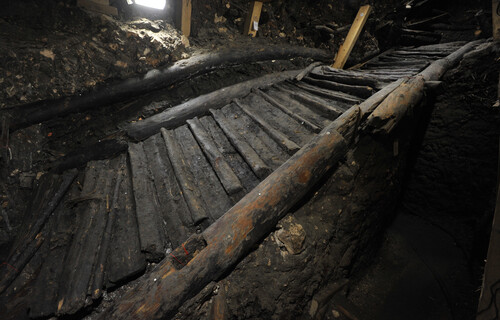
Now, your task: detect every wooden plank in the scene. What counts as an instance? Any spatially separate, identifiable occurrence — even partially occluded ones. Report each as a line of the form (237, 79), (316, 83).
(274, 84), (345, 119)
(199, 116), (260, 194)
(106, 156), (146, 286)
(77, 0), (118, 16)
(477, 136), (500, 320)
(57, 160), (116, 315)
(143, 134), (191, 247)
(187, 117), (244, 196)
(244, 1), (263, 37)
(303, 76), (374, 98)
(180, 0), (191, 37)
(234, 99), (301, 155)
(174, 125), (234, 221)
(332, 5), (372, 69)
(128, 143), (166, 262)
(161, 128), (210, 224)
(287, 80), (362, 104)
(239, 93), (315, 145)
(220, 104), (288, 169)
(28, 179), (81, 318)
(210, 108), (271, 180)
(254, 88), (322, 133)
(493, 0), (500, 40)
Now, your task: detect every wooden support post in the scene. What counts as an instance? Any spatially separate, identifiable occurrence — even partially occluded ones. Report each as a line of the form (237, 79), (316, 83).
(180, 0), (191, 37)
(332, 5), (372, 69)
(175, 0), (191, 37)
(244, 1), (263, 37)
(493, 0), (500, 40)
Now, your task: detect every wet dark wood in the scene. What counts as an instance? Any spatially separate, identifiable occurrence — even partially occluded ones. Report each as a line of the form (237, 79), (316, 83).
(210, 108), (272, 180)
(264, 88), (331, 128)
(221, 104), (287, 169)
(302, 76), (374, 98)
(143, 134), (191, 247)
(241, 93), (315, 146)
(174, 125), (233, 221)
(128, 143), (166, 262)
(0, 170), (77, 295)
(274, 84), (345, 119)
(234, 99), (300, 155)
(187, 117), (244, 195)
(106, 157), (146, 286)
(310, 67), (382, 88)
(100, 113), (350, 320)
(161, 128), (210, 224)
(286, 80), (362, 104)
(126, 70), (304, 141)
(199, 115), (260, 194)
(57, 160), (116, 315)
(9, 46), (332, 131)
(254, 88), (322, 133)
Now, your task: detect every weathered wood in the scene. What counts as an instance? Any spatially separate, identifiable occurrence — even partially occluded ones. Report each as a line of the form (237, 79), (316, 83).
(287, 80), (362, 104)
(244, 1), (263, 37)
(333, 5), (372, 69)
(221, 104), (287, 169)
(242, 93), (315, 146)
(311, 67), (382, 89)
(57, 160), (116, 315)
(199, 116), (260, 194)
(143, 134), (192, 246)
(0, 170), (77, 295)
(175, 0), (191, 36)
(234, 99), (300, 155)
(358, 78), (406, 119)
(99, 107), (351, 320)
(161, 128), (210, 224)
(187, 117), (244, 195)
(106, 157), (146, 285)
(126, 69), (303, 141)
(90, 155), (125, 299)
(274, 84), (345, 119)
(174, 125), (233, 221)
(296, 61), (323, 81)
(210, 108), (271, 180)
(128, 143), (166, 262)
(254, 88), (322, 133)
(9, 46), (332, 132)
(419, 39), (485, 81)
(28, 179), (81, 318)
(264, 88), (332, 128)
(303, 76), (374, 98)
(404, 12), (450, 30)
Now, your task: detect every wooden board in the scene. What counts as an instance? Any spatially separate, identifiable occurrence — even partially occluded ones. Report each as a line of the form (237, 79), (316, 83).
(176, 0), (192, 37)
(244, 1), (263, 37)
(332, 5), (372, 69)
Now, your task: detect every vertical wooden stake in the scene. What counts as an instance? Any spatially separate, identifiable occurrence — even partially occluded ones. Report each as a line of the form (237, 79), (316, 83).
(332, 5), (372, 69)
(244, 1), (263, 37)
(181, 0), (192, 37)
(493, 0), (500, 40)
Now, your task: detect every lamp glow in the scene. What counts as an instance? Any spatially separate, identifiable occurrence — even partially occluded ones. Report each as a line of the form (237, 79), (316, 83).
(134, 0), (166, 10)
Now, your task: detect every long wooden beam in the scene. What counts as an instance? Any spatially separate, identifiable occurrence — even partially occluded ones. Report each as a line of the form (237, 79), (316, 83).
(244, 1), (263, 37)
(5, 45), (332, 132)
(332, 5), (372, 69)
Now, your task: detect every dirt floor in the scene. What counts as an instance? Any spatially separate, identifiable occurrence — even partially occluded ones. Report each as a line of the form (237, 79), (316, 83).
(0, 0), (498, 319)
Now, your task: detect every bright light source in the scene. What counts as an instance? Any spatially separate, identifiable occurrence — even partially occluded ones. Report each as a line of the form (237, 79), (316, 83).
(134, 0), (166, 10)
